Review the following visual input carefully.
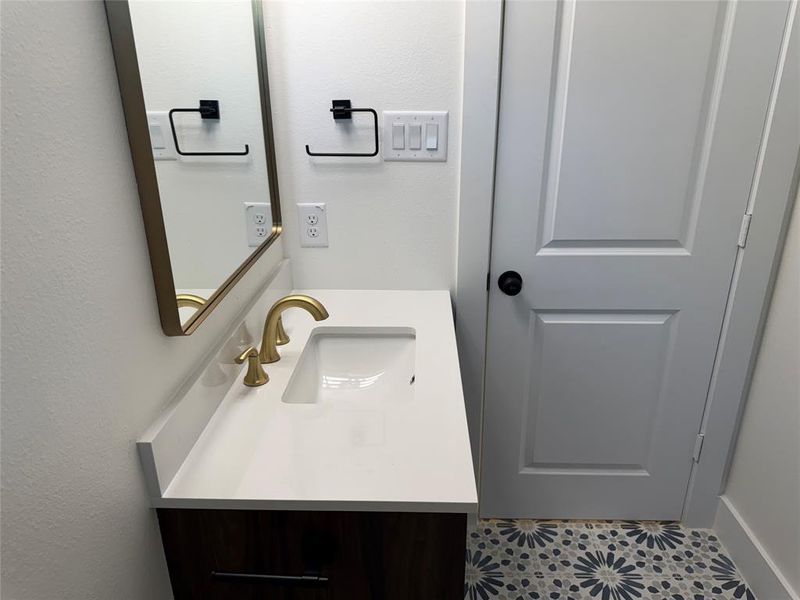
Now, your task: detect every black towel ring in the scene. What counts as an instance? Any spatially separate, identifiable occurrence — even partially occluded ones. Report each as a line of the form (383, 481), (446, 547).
(305, 100), (379, 158)
(168, 100), (249, 157)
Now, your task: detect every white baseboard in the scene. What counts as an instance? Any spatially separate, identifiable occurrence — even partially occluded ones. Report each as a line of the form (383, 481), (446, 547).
(715, 496), (799, 600)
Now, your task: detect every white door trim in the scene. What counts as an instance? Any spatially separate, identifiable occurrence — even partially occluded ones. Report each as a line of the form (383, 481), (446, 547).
(455, 0), (799, 526)
(455, 0), (503, 476)
(682, 2), (799, 526)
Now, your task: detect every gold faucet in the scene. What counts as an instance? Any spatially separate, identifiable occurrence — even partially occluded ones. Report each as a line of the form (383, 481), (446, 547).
(259, 294), (329, 363)
(275, 316), (290, 346)
(176, 293), (207, 310)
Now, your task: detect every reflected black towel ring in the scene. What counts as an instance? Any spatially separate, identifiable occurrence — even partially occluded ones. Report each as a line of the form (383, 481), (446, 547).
(168, 100), (249, 157)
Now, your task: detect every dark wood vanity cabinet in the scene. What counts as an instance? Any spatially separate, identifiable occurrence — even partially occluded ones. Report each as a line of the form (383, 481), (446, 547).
(157, 509), (467, 600)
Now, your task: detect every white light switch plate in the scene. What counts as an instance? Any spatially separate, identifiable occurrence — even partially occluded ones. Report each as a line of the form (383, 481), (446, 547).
(297, 203), (329, 247)
(382, 111), (448, 162)
(147, 111), (177, 160)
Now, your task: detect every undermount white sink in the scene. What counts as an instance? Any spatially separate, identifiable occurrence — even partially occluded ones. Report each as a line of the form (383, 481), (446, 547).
(282, 327), (416, 404)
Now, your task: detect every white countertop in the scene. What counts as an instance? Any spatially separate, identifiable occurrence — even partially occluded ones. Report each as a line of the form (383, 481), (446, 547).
(146, 289), (478, 513)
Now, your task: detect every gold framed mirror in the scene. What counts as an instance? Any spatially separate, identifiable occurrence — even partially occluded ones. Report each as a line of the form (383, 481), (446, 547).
(104, 0), (281, 336)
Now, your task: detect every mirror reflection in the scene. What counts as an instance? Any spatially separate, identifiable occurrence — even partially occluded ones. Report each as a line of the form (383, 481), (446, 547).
(128, 0), (274, 326)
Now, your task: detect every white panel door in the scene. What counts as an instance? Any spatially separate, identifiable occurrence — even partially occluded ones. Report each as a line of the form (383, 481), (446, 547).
(482, 0), (791, 519)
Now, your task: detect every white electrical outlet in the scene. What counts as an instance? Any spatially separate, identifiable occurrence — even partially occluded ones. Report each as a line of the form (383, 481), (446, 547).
(244, 202), (270, 247)
(297, 203), (328, 247)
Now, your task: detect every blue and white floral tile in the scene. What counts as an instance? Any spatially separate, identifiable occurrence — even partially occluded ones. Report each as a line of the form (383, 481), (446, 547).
(536, 577), (583, 600)
(469, 520), (596, 553)
(465, 548), (505, 600)
(668, 530), (730, 578)
(597, 521), (689, 552)
(574, 549), (647, 600)
(593, 522), (692, 577)
(464, 519), (756, 600)
(501, 571), (547, 600)
(707, 555), (757, 600)
(643, 571), (757, 600)
(469, 520), (594, 576)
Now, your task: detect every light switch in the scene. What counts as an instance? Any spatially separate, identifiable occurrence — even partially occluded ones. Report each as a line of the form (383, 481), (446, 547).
(425, 124), (438, 150)
(149, 122), (166, 149)
(391, 123), (405, 150)
(382, 111), (448, 161)
(408, 124), (422, 150)
(146, 111), (177, 160)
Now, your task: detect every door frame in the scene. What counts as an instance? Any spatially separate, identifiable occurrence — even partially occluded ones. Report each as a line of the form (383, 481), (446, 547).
(454, 0), (799, 527)
(455, 0), (504, 473)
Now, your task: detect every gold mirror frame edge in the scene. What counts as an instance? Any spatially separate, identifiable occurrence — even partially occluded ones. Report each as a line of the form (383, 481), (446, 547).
(103, 0), (283, 336)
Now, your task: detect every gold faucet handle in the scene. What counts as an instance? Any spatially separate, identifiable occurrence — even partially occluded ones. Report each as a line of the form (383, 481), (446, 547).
(235, 347), (269, 387)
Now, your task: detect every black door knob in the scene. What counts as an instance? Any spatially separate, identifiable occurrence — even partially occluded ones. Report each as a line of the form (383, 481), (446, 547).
(498, 270), (523, 296)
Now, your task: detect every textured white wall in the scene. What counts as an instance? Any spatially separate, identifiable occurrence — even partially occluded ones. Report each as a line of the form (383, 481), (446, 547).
(723, 192), (800, 595)
(129, 0), (271, 290)
(0, 2), (283, 598)
(264, 0), (464, 290)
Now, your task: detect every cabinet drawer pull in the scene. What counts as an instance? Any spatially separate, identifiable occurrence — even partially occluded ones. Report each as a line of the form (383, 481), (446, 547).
(211, 571), (329, 585)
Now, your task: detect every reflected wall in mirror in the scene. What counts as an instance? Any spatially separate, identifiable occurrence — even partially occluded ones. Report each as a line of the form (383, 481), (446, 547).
(105, 0), (281, 335)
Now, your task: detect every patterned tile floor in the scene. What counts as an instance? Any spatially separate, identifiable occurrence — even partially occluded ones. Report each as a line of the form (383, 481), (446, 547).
(465, 520), (755, 600)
